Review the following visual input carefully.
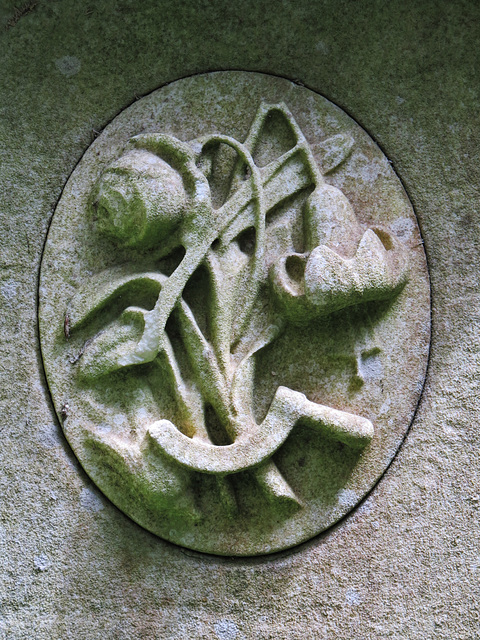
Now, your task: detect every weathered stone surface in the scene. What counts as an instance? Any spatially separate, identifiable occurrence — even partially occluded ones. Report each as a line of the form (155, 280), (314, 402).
(39, 73), (429, 555)
(1, 0), (479, 636)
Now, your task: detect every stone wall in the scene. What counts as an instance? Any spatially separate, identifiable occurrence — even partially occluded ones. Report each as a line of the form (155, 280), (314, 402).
(1, 1), (479, 637)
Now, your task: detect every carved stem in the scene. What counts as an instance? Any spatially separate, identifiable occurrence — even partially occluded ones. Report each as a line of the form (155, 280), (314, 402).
(118, 136), (264, 445)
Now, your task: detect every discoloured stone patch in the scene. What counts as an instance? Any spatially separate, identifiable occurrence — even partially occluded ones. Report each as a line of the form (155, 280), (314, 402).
(54, 56), (81, 77)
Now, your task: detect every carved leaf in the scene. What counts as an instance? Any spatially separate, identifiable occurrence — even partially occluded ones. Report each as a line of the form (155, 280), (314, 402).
(318, 133), (354, 174)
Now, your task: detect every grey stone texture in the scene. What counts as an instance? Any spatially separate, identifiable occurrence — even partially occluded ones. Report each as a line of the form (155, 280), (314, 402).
(0, 0), (479, 637)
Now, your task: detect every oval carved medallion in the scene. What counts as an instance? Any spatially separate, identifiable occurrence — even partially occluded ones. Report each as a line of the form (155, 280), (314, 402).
(39, 72), (430, 555)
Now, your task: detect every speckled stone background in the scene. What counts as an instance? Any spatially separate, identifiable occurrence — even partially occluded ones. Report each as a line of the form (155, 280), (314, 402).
(0, 1), (479, 638)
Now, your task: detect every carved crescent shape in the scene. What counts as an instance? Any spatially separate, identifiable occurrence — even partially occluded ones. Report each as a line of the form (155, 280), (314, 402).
(147, 386), (374, 475)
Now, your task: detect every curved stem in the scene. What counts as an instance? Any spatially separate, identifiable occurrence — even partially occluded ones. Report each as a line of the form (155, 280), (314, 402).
(202, 135), (267, 377)
(119, 135), (264, 370)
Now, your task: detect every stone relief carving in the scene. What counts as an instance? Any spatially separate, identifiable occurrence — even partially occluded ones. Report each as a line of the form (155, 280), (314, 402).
(39, 73), (430, 555)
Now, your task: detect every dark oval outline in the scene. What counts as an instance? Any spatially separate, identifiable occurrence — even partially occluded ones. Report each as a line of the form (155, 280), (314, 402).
(36, 69), (433, 564)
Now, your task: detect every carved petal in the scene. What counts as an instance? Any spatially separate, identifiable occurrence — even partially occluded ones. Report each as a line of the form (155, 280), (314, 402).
(304, 229), (409, 314)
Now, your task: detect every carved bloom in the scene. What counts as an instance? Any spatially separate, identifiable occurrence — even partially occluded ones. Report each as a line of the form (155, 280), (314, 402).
(90, 148), (187, 249)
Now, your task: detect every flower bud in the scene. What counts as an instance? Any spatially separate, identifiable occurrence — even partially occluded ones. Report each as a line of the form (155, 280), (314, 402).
(304, 184), (362, 257)
(91, 149), (187, 249)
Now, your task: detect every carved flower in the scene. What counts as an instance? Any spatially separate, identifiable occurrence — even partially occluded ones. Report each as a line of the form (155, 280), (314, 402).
(90, 148), (188, 250)
(269, 186), (409, 323)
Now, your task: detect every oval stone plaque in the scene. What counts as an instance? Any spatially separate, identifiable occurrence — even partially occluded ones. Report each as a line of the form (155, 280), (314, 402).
(39, 72), (430, 555)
